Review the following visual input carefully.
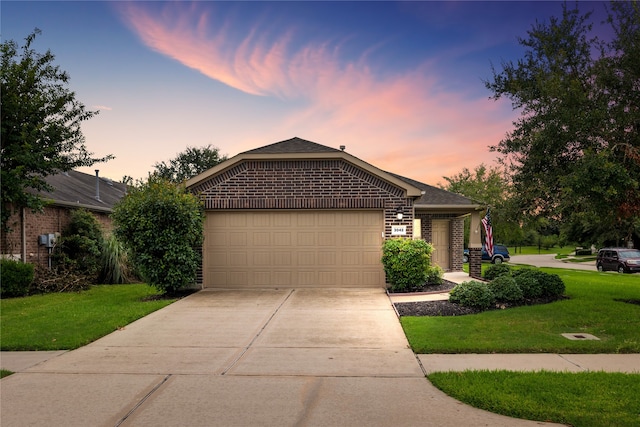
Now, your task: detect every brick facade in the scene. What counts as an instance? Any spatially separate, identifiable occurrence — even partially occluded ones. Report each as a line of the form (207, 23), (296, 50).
(193, 159), (415, 238)
(1, 205), (112, 268)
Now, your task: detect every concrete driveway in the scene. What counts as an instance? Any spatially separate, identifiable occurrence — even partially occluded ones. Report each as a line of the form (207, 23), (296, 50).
(1, 288), (559, 427)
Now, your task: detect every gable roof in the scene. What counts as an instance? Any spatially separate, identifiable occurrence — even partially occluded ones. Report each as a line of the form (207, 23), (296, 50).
(32, 170), (127, 213)
(186, 137), (423, 197)
(186, 137), (481, 212)
(387, 172), (481, 209)
(243, 137), (343, 154)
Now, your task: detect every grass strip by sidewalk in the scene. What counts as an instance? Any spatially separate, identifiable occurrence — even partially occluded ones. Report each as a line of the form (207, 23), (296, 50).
(428, 370), (640, 427)
(402, 268), (640, 354)
(1, 284), (175, 350)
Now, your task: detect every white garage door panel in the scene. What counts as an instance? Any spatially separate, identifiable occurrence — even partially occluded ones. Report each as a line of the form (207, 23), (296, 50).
(203, 211), (384, 288)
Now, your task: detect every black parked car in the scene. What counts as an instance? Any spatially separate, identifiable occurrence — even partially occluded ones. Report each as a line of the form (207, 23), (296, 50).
(596, 248), (640, 273)
(463, 245), (510, 264)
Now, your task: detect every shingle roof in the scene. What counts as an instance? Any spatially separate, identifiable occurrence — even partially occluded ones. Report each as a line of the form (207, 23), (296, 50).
(387, 172), (478, 207)
(32, 170), (127, 212)
(242, 137), (343, 154)
(245, 137), (478, 207)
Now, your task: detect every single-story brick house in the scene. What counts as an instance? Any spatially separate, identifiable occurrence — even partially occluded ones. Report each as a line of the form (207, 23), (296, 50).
(186, 137), (484, 289)
(1, 170), (127, 267)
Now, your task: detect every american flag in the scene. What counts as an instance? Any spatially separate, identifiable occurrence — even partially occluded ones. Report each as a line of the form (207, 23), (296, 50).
(482, 208), (494, 257)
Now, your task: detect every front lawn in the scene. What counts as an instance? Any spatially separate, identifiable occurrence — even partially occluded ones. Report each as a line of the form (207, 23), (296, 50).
(0, 284), (176, 350)
(429, 370), (640, 427)
(402, 268), (640, 426)
(402, 268), (640, 354)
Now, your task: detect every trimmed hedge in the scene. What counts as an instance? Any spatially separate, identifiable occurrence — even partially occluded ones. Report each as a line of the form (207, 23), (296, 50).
(484, 263), (512, 280)
(488, 275), (523, 303)
(1, 259), (34, 298)
(449, 280), (495, 310)
(382, 238), (434, 292)
(513, 268), (565, 299)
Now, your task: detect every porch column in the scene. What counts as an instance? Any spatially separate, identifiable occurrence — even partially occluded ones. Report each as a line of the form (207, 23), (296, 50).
(468, 210), (482, 279)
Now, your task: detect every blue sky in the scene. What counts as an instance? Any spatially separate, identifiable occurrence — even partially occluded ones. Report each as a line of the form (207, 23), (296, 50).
(2, 1), (610, 185)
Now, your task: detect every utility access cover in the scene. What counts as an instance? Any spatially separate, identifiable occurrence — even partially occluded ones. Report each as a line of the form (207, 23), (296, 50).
(561, 333), (600, 341)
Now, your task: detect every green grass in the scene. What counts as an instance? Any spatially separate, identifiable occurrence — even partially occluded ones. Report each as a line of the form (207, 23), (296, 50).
(0, 369), (13, 379)
(402, 268), (640, 353)
(0, 284), (176, 350)
(508, 245), (576, 255)
(405, 268), (640, 425)
(428, 370), (640, 427)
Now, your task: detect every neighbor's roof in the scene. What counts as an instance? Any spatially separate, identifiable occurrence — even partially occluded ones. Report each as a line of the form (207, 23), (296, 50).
(31, 170), (127, 212)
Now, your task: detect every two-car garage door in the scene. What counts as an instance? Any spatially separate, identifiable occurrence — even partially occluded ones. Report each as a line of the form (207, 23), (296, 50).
(203, 211), (385, 288)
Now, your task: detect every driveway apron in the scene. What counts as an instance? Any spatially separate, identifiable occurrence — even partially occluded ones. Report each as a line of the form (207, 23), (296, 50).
(0, 288), (559, 426)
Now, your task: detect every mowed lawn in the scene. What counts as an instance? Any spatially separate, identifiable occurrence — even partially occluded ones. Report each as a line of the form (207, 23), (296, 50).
(402, 268), (640, 354)
(1, 284), (175, 350)
(401, 268), (640, 427)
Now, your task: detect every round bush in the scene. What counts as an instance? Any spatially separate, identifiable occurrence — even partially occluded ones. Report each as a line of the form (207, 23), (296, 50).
(449, 280), (495, 310)
(487, 275), (523, 303)
(513, 269), (565, 299)
(513, 269), (544, 299)
(541, 272), (565, 298)
(0, 259), (34, 298)
(483, 263), (512, 280)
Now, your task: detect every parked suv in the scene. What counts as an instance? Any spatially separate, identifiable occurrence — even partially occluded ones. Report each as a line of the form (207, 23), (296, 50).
(463, 245), (510, 264)
(596, 248), (640, 274)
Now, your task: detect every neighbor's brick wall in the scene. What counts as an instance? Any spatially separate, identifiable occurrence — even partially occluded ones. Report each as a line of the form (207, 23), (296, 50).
(1, 205), (113, 268)
(192, 159), (415, 238)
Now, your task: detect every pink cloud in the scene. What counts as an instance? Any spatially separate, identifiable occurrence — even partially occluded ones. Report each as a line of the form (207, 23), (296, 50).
(117, 2), (515, 184)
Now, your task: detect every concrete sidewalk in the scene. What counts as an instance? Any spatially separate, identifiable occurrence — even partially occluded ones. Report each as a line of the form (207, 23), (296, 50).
(1, 288), (563, 427)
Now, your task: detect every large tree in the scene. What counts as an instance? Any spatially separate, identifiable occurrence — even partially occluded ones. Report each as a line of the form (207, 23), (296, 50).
(1, 29), (112, 232)
(485, 2), (640, 247)
(153, 145), (227, 183)
(439, 163), (516, 245)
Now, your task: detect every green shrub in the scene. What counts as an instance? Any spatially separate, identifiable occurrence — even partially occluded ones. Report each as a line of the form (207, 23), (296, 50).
(513, 269), (544, 299)
(98, 233), (135, 284)
(488, 275), (523, 303)
(513, 268), (565, 299)
(0, 259), (34, 298)
(484, 263), (512, 280)
(426, 265), (444, 285)
(54, 209), (104, 280)
(541, 272), (565, 298)
(112, 177), (204, 294)
(449, 280), (495, 310)
(382, 238), (433, 292)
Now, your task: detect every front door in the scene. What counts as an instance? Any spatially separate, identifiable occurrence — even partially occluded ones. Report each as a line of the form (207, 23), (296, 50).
(431, 220), (450, 270)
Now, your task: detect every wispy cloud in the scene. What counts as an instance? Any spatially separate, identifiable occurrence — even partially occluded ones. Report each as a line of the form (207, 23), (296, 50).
(117, 1), (512, 183)
(93, 105), (113, 111)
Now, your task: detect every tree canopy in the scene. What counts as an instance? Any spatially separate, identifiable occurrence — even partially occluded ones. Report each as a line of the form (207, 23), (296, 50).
(153, 145), (227, 183)
(485, 2), (640, 247)
(0, 29), (112, 232)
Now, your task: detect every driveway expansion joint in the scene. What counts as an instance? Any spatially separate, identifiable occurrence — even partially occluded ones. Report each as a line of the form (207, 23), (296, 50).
(114, 374), (171, 427)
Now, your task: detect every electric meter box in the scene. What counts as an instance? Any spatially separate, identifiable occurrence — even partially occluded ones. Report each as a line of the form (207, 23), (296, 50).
(38, 233), (56, 248)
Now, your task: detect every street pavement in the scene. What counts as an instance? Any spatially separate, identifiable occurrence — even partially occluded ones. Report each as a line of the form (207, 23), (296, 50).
(508, 253), (597, 271)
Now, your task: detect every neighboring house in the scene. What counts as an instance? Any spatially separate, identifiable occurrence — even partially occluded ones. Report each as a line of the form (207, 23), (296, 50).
(0, 170), (127, 268)
(186, 137), (483, 289)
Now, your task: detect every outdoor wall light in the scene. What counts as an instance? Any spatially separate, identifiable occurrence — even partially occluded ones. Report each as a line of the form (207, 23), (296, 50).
(395, 207), (403, 220)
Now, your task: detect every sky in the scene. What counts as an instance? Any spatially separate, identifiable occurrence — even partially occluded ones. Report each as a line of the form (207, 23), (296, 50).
(2, 1), (611, 186)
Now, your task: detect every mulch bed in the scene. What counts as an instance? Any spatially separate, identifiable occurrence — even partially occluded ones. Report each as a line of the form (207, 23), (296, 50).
(392, 280), (569, 317)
